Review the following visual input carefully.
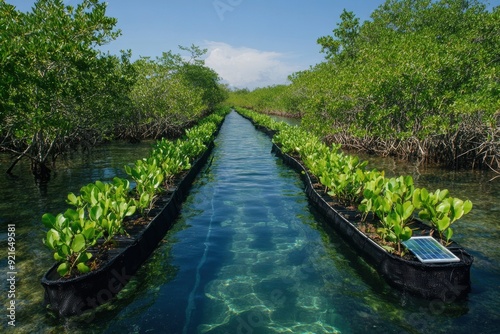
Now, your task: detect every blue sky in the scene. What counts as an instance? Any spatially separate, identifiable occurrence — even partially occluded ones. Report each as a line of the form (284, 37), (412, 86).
(7, 0), (476, 89)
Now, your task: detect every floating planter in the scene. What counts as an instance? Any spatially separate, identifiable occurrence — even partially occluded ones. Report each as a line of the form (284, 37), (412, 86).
(271, 144), (473, 301)
(41, 111), (228, 316)
(237, 108), (473, 302)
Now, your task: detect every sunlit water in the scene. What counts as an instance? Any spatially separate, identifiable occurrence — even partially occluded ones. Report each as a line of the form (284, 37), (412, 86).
(0, 111), (499, 333)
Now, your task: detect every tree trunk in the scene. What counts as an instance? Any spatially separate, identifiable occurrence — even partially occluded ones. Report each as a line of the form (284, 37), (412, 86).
(6, 144), (33, 175)
(31, 160), (51, 181)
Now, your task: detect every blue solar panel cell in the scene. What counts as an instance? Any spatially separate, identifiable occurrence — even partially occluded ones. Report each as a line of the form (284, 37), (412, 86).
(402, 236), (460, 263)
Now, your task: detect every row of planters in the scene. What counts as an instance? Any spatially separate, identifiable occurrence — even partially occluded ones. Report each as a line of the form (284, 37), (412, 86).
(41, 107), (230, 316)
(236, 107), (474, 301)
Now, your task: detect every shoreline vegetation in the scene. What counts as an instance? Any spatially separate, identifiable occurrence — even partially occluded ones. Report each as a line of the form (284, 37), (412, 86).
(2, 0), (498, 180)
(41, 108), (229, 280)
(41, 109), (228, 315)
(0, 1), (228, 181)
(226, 0), (499, 176)
(235, 107), (473, 265)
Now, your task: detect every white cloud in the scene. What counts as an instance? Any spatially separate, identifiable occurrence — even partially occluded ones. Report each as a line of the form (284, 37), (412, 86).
(204, 41), (301, 90)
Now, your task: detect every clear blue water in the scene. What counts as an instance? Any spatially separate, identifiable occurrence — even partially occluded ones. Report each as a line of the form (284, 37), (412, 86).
(1, 111), (499, 333)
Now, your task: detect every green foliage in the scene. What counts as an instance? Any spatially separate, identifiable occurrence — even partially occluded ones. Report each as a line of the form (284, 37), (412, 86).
(0, 2), (228, 178)
(271, 120), (368, 207)
(124, 107), (229, 214)
(0, 0), (134, 177)
(324, 155), (369, 206)
(42, 210), (100, 277)
(237, 107), (285, 131)
(413, 188), (473, 243)
(360, 176), (416, 253)
(228, 0), (500, 171)
(128, 46), (228, 139)
(125, 157), (165, 211)
(317, 9), (360, 60)
(42, 107), (229, 277)
(226, 85), (303, 117)
(67, 178), (137, 241)
(44, 176), (136, 276)
(239, 108), (473, 256)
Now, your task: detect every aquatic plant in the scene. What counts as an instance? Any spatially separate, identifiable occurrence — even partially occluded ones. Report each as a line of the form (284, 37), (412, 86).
(413, 188), (473, 244)
(41, 107), (230, 277)
(238, 107), (473, 256)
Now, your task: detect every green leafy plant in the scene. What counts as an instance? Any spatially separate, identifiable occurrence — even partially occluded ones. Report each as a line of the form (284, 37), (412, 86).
(125, 157), (165, 212)
(42, 210), (100, 276)
(359, 176), (415, 254)
(271, 120), (368, 207)
(152, 139), (191, 183)
(41, 107), (229, 277)
(324, 154), (368, 206)
(413, 188), (473, 244)
(239, 108), (476, 256)
(67, 177), (136, 242)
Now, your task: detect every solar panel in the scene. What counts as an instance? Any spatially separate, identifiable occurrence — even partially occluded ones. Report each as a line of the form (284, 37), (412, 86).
(402, 236), (460, 263)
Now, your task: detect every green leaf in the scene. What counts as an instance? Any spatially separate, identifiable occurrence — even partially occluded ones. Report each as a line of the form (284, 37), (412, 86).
(82, 252), (93, 262)
(412, 189), (422, 208)
(55, 213), (67, 230)
(60, 244), (70, 256)
(71, 234), (86, 252)
(444, 228), (453, 242)
(436, 216), (451, 232)
(139, 192), (150, 208)
(420, 188), (429, 202)
(82, 227), (96, 240)
(95, 180), (105, 192)
(89, 205), (103, 222)
(124, 165), (132, 176)
(45, 229), (60, 249)
(437, 189), (449, 201)
(403, 175), (413, 187)
(67, 192), (79, 206)
(54, 252), (65, 261)
(402, 201), (414, 221)
(436, 201), (451, 213)
(77, 262), (90, 274)
(125, 205), (136, 216)
(418, 210), (430, 221)
(42, 213), (56, 229)
(57, 262), (70, 277)
(64, 208), (79, 222)
(463, 200), (473, 215)
(401, 226), (412, 241)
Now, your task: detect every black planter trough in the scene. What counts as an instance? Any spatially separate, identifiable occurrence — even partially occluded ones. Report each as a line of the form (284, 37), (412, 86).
(237, 111), (473, 301)
(271, 142), (473, 302)
(41, 139), (216, 316)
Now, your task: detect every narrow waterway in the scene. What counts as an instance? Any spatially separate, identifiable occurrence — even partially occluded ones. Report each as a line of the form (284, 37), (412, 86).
(92, 111), (350, 333)
(1, 111), (499, 333)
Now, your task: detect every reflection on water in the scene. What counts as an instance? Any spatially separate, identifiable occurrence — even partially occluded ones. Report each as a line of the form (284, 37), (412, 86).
(0, 113), (499, 333)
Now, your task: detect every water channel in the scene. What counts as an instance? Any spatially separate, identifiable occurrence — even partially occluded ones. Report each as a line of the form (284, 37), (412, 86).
(0, 111), (499, 333)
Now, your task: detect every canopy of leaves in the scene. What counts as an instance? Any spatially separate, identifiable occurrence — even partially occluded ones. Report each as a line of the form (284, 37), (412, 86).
(0, 0), (133, 176)
(127, 45), (228, 139)
(0, 1), (228, 179)
(228, 0), (500, 171)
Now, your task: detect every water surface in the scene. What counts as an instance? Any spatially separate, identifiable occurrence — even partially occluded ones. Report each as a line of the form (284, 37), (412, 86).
(0, 111), (499, 333)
